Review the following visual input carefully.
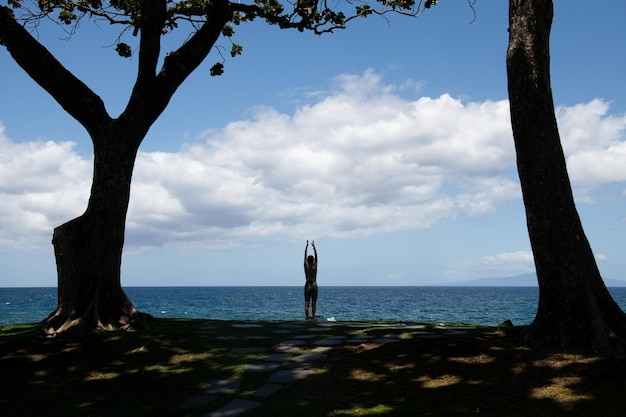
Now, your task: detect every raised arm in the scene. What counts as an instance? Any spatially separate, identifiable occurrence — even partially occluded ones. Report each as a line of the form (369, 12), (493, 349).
(304, 240), (309, 265)
(312, 240), (318, 265)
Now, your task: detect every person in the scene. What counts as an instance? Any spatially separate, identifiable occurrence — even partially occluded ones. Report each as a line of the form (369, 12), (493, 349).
(303, 239), (318, 320)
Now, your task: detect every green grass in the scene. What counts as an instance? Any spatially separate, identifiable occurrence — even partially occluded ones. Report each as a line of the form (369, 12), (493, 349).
(1, 319), (625, 417)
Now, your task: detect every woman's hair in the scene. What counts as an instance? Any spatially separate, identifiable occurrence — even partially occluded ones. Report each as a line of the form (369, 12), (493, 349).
(307, 255), (315, 265)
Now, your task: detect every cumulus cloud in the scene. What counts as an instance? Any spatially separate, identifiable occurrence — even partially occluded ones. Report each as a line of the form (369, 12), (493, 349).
(446, 251), (536, 279)
(560, 99), (626, 190)
(1, 71), (625, 251)
(0, 127), (91, 249)
(445, 249), (609, 281)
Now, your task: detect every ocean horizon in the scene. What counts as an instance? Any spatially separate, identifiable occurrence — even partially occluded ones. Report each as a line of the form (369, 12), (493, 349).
(3, 286), (626, 327)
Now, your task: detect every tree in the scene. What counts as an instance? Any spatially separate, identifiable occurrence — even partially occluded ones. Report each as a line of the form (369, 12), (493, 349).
(506, 0), (626, 355)
(0, 0), (422, 336)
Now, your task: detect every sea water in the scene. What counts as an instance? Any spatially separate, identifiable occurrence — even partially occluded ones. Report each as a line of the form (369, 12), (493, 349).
(2, 286), (626, 327)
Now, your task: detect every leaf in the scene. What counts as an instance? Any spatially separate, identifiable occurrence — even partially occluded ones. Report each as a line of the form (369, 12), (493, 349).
(230, 43), (243, 58)
(222, 25), (235, 37)
(210, 62), (224, 76)
(58, 10), (77, 24)
(115, 43), (132, 58)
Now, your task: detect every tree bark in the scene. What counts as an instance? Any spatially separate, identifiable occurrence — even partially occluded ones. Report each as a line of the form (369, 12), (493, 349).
(507, 0), (626, 355)
(41, 124), (152, 335)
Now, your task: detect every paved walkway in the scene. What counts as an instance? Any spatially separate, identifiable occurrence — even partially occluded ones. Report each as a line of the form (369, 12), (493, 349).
(177, 320), (473, 417)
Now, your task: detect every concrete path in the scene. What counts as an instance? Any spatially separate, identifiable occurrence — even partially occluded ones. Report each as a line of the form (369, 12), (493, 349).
(178, 321), (472, 417)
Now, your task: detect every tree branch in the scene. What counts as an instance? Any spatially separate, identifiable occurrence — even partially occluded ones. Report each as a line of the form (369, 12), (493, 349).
(120, 0), (233, 129)
(0, 6), (109, 131)
(159, 0), (233, 86)
(134, 0), (167, 86)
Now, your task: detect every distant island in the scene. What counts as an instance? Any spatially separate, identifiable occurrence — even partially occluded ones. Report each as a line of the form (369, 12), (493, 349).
(444, 272), (626, 287)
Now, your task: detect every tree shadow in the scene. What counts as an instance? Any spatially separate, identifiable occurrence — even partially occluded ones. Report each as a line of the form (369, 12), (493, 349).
(252, 327), (626, 416)
(3, 322), (625, 417)
(0, 319), (249, 417)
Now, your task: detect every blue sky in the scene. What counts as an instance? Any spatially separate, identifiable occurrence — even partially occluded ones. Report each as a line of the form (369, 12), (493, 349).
(1, 1), (625, 287)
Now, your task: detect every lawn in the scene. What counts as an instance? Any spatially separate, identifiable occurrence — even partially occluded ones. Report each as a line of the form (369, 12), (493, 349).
(1, 319), (624, 417)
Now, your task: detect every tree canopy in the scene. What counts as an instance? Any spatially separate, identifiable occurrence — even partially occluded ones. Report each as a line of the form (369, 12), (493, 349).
(3, 0), (431, 75)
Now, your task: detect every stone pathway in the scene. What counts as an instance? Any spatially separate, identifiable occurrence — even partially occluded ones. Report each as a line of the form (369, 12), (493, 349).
(178, 321), (473, 417)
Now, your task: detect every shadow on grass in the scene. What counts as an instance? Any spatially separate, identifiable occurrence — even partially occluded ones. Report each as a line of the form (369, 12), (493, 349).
(0, 319), (236, 417)
(247, 327), (626, 417)
(2, 320), (626, 417)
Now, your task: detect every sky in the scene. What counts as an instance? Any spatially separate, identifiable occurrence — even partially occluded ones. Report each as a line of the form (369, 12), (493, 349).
(1, 1), (626, 287)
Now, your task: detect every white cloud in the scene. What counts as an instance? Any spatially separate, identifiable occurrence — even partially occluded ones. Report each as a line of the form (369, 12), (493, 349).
(447, 251), (536, 279)
(445, 249), (610, 281)
(560, 100), (626, 189)
(1, 71), (625, 251)
(0, 126), (90, 250)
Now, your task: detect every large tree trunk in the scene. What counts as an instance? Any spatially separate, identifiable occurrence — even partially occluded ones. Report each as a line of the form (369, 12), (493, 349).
(507, 0), (626, 355)
(40, 125), (152, 335)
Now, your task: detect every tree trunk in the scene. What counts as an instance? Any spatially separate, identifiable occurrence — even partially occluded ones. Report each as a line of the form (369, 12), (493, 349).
(40, 125), (152, 335)
(507, 0), (626, 355)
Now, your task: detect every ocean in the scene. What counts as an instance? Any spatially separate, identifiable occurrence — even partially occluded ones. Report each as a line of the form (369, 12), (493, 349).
(3, 286), (626, 327)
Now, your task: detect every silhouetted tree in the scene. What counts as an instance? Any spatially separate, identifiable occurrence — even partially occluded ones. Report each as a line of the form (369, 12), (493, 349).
(507, 0), (626, 355)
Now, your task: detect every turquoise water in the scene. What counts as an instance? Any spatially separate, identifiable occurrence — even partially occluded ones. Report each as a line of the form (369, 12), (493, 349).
(2, 286), (626, 327)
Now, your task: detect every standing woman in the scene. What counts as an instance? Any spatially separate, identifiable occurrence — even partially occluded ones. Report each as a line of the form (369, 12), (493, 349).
(303, 240), (318, 320)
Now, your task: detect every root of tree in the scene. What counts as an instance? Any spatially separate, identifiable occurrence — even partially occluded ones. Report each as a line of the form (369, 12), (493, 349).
(38, 306), (154, 337)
